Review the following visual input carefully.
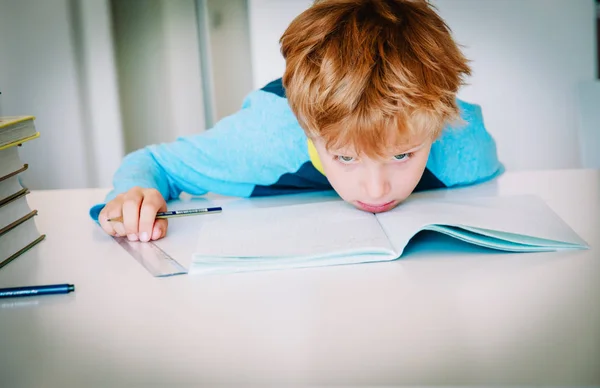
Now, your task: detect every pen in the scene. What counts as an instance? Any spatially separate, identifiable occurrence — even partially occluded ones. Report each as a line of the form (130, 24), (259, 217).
(0, 284), (75, 299)
(107, 206), (222, 223)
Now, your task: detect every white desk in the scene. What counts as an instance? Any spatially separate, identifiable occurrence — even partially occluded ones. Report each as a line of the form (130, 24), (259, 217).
(1, 169), (598, 386)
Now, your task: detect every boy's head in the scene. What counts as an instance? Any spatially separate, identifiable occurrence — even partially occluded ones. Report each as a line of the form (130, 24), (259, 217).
(280, 0), (470, 212)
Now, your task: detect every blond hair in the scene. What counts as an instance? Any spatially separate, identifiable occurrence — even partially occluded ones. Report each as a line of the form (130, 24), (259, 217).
(280, 0), (471, 157)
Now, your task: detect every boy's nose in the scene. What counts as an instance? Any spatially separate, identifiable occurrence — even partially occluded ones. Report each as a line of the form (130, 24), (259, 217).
(363, 170), (391, 200)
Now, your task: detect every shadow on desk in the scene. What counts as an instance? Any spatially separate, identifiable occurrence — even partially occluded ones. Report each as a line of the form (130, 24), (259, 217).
(0, 293), (76, 310)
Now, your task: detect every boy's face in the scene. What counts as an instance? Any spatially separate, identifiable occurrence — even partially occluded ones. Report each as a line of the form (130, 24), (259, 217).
(312, 136), (432, 213)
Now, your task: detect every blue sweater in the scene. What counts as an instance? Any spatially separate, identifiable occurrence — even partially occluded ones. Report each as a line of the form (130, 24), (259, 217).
(90, 78), (502, 220)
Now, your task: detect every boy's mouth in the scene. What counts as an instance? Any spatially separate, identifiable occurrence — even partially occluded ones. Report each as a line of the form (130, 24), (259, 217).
(356, 200), (396, 213)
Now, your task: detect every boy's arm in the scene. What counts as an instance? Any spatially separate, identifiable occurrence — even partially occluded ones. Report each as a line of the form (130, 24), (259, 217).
(90, 90), (310, 220)
(427, 99), (503, 187)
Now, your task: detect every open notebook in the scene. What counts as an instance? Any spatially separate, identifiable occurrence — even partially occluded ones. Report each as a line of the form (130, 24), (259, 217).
(190, 195), (588, 275)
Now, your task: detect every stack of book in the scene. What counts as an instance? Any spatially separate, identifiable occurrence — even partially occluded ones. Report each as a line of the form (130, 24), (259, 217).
(0, 116), (45, 269)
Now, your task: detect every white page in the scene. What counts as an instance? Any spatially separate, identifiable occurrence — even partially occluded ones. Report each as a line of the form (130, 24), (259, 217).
(0, 195), (32, 231)
(194, 200), (395, 259)
(0, 146), (23, 178)
(375, 195), (588, 255)
(0, 176), (24, 202)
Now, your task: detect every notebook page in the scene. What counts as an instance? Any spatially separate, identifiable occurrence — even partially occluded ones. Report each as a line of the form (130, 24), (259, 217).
(423, 224), (561, 252)
(189, 253), (398, 275)
(375, 195), (588, 255)
(194, 200), (395, 259)
(454, 225), (586, 248)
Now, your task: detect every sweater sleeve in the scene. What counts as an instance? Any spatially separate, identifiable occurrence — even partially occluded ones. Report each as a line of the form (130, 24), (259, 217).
(427, 99), (503, 187)
(89, 90), (310, 221)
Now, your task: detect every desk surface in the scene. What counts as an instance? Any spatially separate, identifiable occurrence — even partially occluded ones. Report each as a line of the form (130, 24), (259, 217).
(0, 169), (598, 386)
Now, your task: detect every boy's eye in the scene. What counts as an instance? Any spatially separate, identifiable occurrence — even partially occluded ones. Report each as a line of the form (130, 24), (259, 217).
(336, 155), (356, 164)
(393, 153), (410, 161)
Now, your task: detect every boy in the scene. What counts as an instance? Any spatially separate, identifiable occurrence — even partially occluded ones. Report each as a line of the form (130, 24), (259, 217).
(91, 0), (501, 243)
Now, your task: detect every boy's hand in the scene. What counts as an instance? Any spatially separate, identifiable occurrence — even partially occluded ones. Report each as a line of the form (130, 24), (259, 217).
(98, 187), (168, 242)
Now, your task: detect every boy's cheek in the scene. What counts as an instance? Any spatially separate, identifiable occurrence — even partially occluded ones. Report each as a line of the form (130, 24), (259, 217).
(324, 170), (357, 201)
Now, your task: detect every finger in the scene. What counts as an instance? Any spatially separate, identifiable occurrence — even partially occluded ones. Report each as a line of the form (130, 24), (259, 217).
(122, 189), (144, 237)
(138, 195), (166, 242)
(104, 198), (127, 237)
(98, 207), (117, 236)
(151, 219), (169, 241)
(113, 222), (127, 237)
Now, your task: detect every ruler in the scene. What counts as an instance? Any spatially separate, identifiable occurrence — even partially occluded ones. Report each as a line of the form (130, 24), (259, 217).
(115, 237), (187, 277)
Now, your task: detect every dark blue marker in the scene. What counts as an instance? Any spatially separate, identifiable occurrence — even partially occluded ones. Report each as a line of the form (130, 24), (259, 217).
(0, 284), (75, 299)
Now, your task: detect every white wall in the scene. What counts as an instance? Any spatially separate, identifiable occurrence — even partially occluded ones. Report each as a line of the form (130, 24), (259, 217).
(1, 0), (209, 189)
(206, 0), (254, 122)
(112, 0), (206, 153)
(248, 0), (311, 90)
(0, 0), (89, 189)
(73, 0), (125, 188)
(162, 0), (207, 140)
(248, 0), (597, 171)
(0, 0), (124, 189)
(576, 80), (600, 168)
(430, 0), (596, 171)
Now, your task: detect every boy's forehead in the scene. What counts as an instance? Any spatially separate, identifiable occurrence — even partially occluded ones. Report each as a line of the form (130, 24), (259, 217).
(323, 132), (429, 154)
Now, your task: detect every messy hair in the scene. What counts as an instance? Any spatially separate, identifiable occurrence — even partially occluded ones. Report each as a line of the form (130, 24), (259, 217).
(280, 0), (471, 158)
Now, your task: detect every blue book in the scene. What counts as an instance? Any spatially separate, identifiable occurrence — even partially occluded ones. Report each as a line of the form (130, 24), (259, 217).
(190, 195), (589, 275)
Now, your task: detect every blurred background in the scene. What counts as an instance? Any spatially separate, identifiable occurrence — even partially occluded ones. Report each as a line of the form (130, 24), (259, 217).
(0, 0), (598, 190)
